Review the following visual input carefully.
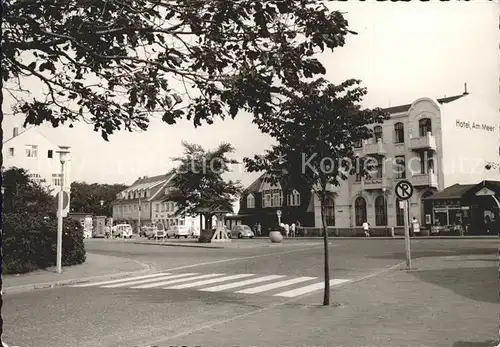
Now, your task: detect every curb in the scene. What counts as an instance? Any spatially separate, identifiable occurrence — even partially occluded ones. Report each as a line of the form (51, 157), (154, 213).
(255, 236), (498, 240)
(2, 257), (155, 295)
(131, 241), (226, 249)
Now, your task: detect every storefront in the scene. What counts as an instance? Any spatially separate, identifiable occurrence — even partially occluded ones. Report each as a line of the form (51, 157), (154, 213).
(424, 180), (500, 234)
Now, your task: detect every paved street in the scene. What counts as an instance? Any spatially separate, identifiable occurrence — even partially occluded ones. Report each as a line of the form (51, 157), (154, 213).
(3, 238), (498, 347)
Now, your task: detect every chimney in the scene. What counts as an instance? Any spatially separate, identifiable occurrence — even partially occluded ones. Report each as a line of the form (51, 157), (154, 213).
(13, 127), (18, 137)
(463, 82), (469, 95)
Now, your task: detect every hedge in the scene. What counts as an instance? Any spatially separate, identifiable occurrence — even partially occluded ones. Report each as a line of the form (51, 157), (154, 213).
(2, 213), (87, 275)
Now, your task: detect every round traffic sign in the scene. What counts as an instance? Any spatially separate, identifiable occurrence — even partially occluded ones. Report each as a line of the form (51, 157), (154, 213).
(395, 180), (414, 200)
(276, 210), (282, 217)
(54, 191), (70, 210)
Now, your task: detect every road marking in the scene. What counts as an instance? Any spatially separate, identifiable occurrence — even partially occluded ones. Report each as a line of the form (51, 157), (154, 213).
(273, 279), (351, 297)
(200, 275), (286, 292)
(164, 274), (255, 290)
(71, 272), (170, 287)
(102, 273), (198, 288)
(131, 273), (224, 289)
(138, 261), (405, 347)
(235, 277), (316, 294)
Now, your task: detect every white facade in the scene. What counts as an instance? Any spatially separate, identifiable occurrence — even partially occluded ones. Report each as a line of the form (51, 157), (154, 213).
(2, 126), (72, 214)
(313, 91), (500, 229)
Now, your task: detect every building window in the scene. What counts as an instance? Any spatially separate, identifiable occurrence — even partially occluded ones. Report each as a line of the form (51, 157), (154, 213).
(373, 126), (383, 141)
(247, 194), (255, 208)
(161, 203), (165, 212)
(419, 118), (432, 137)
(47, 150), (53, 158)
(419, 151), (435, 174)
(396, 199), (405, 226)
(395, 155), (406, 179)
(355, 197), (367, 226)
(263, 190), (272, 208)
(287, 190), (301, 206)
(375, 195), (388, 226)
(52, 173), (63, 186)
(8, 148), (14, 156)
(324, 197), (335, 226)
(367, 157), (383, 179)
(394, 123), (404, 143)
(25, 145), (38, 158)
(271, 189), (283, 207)
(354, 139), (362, 148)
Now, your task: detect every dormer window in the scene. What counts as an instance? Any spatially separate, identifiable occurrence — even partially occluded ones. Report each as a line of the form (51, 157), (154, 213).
(247, 194), (255, 208)
(287, 190), (301, 206)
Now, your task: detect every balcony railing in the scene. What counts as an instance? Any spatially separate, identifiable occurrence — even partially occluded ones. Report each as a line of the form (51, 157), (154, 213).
(409, 132), (437, 151)
(412, 169), (438, 188)
(363, 139), (387, 156)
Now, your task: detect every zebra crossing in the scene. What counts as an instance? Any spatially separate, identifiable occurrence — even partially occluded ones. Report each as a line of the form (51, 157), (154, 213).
(71, 272), (351, 298)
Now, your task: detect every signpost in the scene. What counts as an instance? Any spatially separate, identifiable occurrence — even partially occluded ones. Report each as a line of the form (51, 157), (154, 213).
(395, 180), (414, 270)
(276, 209), (282, 225)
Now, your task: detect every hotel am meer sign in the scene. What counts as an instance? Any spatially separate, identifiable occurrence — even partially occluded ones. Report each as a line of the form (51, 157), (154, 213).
(455, 120), (497, 132)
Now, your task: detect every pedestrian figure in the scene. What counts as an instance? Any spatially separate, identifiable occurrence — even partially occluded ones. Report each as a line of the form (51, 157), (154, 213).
(284, 223), (290, 237)
(290, 222), (296, 237)
(362, 221), (370, 237)
(257, 223), (261, 236)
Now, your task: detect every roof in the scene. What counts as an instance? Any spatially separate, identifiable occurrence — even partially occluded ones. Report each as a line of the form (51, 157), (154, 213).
(121, 172), (174, 194)
(423, 183), (475, 200)
(382, 94), (467, 114)
(2, 126), (70, 149)
(245, 174), (266, 194)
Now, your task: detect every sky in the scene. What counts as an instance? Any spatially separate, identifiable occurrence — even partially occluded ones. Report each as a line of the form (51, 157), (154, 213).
(3, 1), (499, 193)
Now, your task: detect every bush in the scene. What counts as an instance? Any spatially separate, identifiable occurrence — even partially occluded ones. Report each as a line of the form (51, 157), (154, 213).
(198, 229), (215, 243)
(3, 213), (86, 274)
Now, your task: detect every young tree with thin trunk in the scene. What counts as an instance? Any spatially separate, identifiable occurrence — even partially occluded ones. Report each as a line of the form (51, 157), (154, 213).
(167, 141), (242, 230)
(244, 78), (388, 306)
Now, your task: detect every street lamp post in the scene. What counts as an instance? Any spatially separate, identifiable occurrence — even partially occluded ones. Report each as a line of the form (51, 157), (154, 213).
(56, 150), (69, 274)
(138, 189), (142, 234)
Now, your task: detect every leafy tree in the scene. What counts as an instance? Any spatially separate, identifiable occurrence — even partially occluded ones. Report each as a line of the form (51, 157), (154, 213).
(3, 0), (355, 139)
(167, 141), (242, 229)
(2, 167), (55, 215)
(70, 182), (128, 216)
(244, 78), (388, 306)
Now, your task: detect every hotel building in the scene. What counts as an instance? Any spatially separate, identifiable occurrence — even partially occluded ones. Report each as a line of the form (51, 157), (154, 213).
(238, 88), (500, 233)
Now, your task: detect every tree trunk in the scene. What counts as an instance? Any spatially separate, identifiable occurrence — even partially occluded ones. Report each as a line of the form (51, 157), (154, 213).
(321, 201), (330, 306)
(199, 214), (203, 231)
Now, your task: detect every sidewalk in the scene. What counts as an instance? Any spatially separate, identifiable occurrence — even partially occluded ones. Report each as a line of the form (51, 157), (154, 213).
(163, 253), (500, 347)
(3, 253), (152, 295)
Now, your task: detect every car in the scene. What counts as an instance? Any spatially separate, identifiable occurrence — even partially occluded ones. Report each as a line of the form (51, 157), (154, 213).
(144, 226), (165, 240)
(113, 224), (133, 239)
(229, 224), (254, 239)
(166, 224), (190, 238)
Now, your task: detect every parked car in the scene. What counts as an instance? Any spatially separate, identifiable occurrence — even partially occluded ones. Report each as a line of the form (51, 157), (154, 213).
(145, 226), (165, 239)
(229, 224), (254, 239)
(166, 224), (190, 238)
(113, 224), (133, 238)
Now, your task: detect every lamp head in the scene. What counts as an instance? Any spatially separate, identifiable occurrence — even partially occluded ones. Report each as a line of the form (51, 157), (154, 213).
(57, 150), (70, 164)
(100, 200), (104, 206)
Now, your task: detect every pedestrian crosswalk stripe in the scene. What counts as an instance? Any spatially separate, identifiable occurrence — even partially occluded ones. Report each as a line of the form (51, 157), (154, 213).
(71, 272), (353, 298)
(71, 272), (170, 287)
(164, 274), (255, 290)
(273, 279), (351, 298)
(102, 273), (199, 288)
(130, 273), (224, 289)
(235, 277), (317, 294)
(200, 275), (286, 292)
